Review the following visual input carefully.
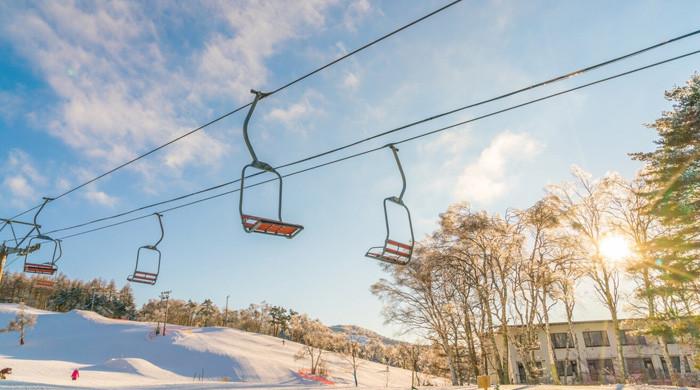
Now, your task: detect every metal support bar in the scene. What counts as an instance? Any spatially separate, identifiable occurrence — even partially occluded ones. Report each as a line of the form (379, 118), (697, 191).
(242, 89), (271, 165)
(388, 145), (407, 202)
(152, 213), (164, 249)
(0, 219), (40, 228)
(15, 197), (53, 249)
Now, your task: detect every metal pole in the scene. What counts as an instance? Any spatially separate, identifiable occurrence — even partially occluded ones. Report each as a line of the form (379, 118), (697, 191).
(0, 247), (7, 286)
(224, 295), (230, 327)
(411, 346), (416, 389)
(160, 290), (171, 336)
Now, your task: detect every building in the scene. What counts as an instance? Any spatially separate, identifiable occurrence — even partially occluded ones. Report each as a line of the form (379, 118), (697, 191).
(497, 319), (697, 385)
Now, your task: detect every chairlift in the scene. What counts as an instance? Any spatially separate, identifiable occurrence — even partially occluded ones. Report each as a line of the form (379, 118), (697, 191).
(34, 278), (56, 289)
(365, 145), (415, 266)
(239, 90), (303, 238)
(127, 213), (164, 285)
(24, 237), (61, 275)
(23, 198), (61, 275)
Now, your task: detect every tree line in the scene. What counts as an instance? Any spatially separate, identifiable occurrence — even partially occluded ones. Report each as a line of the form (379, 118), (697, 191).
(372, 74), (700, 386)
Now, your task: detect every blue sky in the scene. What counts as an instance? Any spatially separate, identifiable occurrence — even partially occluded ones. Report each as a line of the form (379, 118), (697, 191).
(1, 0), (699, 339)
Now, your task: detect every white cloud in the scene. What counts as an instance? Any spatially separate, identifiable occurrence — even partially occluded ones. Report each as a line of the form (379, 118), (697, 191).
(196, 1), (333, 101)
(1, 1), (335, 190)
(454, 131), (543, 203)
(264, 90), (324, 135)
(4, 176), (36, 200)
(268, 103), (310, 124)
(343, 0), (373, 31)
(1, 149), (46, 205)
(55, 177), (71, 192)
(84, 190), (118, 207)
(342, 72), (360, 90)
(421, 131), (471, 163)
(0, 91), (23, 123)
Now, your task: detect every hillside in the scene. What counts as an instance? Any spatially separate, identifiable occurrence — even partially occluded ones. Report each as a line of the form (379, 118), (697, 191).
(0, 304), (447, 389)
(330, 325), (402, 346)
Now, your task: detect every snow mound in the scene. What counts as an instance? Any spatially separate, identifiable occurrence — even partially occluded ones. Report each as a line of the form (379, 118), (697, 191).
(85, 358), (183, 380)
(0, 304), (448, 388)
(0, 303), (54, 316)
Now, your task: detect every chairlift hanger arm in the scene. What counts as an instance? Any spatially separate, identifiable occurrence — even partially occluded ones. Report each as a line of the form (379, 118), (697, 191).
(54, 239), (63, 263)
(16, 197), (53, 249)
(388, 144), (406, 202)
(242, 89), (271, 168)
(32, 197), (53, 232)
(152, 213), (164, 249)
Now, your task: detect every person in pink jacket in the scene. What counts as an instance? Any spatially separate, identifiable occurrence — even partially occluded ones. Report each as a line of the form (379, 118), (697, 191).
(71, 369), (79, 381)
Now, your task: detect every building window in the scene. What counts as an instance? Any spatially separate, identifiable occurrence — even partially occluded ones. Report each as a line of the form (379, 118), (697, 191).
(517, 361), (545, 383)
(619, 330), (647, 346)
(551, 332), (575, 349)
(671, 356), (692, 373)
(556, 360), (578, 377)
(583, 330), (610, 347)
(587, 359), (615, 378)
(627, 358), (656, 379)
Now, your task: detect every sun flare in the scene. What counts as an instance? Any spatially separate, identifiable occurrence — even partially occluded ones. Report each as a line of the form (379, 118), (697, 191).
(599, 235), (631, 262)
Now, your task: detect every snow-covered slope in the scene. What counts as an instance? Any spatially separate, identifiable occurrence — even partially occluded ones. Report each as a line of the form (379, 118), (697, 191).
(0, 304), (447, 389)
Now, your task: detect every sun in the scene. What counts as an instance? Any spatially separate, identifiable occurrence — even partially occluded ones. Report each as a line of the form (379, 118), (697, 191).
(599, 235), (631, 262)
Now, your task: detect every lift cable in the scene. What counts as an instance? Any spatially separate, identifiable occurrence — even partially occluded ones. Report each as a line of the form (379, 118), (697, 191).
(26, 36), (700, 237)
(10, 48), (694, 248)
(6, 0), (465, 221)
(7, 26), (700, 224)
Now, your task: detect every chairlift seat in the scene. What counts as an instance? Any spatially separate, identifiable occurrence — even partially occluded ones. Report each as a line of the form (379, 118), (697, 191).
(35, 279), (55, 288)
(366, 239), (413, 266)
(24, 263), (58, 275)
(241, 214), (303, 238)
(127, 271), (158, 285)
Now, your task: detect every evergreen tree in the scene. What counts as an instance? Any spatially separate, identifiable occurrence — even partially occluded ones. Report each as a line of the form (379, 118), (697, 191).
(196, 299), (218, 327)
(631, 73), (700, 338)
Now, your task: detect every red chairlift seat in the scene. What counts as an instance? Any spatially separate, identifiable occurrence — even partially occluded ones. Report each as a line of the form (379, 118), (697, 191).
(366, 239), (413, 265)
(127, 270), (158, 285)
(24, 262), (58, 275)
(241, 214), (303, 238)
(238, 90), (303, 239)
(34, 278), (55, 289)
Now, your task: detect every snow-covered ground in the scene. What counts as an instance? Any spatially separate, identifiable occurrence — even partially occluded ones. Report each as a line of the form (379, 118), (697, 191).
(0, 304), (449, 389)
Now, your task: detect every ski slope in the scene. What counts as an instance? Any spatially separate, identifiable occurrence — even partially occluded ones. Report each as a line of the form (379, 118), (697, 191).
(0, 304), (448, 389)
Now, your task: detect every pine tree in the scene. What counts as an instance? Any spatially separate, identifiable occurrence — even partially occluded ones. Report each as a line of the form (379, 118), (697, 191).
(631, 73), (700, 338)
(197, 299), (218, 327)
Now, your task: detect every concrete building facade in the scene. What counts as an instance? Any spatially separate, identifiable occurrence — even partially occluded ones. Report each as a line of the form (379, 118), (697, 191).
(498, 319), (697, 385)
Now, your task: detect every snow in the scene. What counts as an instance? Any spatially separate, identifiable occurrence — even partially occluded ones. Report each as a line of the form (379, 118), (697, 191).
(0, 304), (448, 388)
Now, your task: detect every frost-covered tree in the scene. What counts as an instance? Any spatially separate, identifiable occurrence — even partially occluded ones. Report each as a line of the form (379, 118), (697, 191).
(3, 303), (37, 345)
(548, 167), (627, 381)
(292, 315), (335, 375)
(340, 338), (364, 386)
